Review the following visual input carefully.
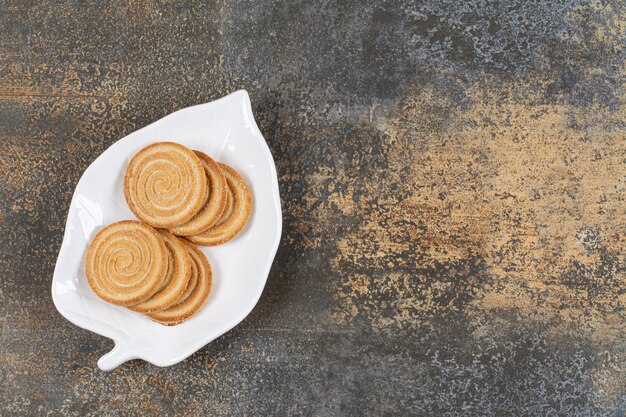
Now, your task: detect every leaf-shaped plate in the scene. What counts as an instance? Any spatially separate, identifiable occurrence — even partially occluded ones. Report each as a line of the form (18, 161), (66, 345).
(51, 90), (282, 370)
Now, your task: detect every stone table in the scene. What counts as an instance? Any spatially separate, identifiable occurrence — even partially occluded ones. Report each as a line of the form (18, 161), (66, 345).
(1, 1), (624, 415)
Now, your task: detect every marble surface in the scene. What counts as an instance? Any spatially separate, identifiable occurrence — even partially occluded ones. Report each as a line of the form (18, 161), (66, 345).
(0, 1), (624, 415)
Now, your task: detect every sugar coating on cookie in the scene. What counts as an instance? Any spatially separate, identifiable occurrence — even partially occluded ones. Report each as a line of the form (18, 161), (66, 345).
(186, 163), (252, 246)
(86, 220), (168, 306)
(169, 151), (228, 236)
(124, 142), (207, 228)
(128, 230), (192, 313)
(148, 239), (212, 325)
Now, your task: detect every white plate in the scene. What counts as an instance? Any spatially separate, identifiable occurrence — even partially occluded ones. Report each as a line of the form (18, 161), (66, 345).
(51, 90), (282, 371)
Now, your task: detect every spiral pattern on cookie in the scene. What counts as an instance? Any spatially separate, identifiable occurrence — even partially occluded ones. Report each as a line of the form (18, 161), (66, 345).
(85, 221), (168, 306)
(148, 239), (212, 325)
(124, 142), (208, 228)
(186, 163), (252, 246)
(128, 230), (192, 313)
(169, 151), (228, 236)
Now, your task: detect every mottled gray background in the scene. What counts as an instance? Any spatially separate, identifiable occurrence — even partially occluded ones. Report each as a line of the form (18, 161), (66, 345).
(1, 1), (624, 416)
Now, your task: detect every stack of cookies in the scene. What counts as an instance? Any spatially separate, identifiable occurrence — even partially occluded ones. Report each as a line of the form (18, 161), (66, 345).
(85, 142), (252, 325)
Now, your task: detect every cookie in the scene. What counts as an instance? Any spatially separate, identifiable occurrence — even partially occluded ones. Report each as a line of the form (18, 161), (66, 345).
(85, 221), (168, 306)
(128, 230), (192, 313)
(186, 163), (252, 246)
(148, 239), (212, 325)
(124, 142), (207, 228)
(169, 151), (228, 236)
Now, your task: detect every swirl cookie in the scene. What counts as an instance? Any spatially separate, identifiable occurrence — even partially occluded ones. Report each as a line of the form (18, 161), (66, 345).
(85, 221), (168, 306)
(124, 142), (207, 228)
(128, 230), (192, 313)
(148, 240), (212, 325)
(186, 163), (252, 246)
(169, 151), (228, 236)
